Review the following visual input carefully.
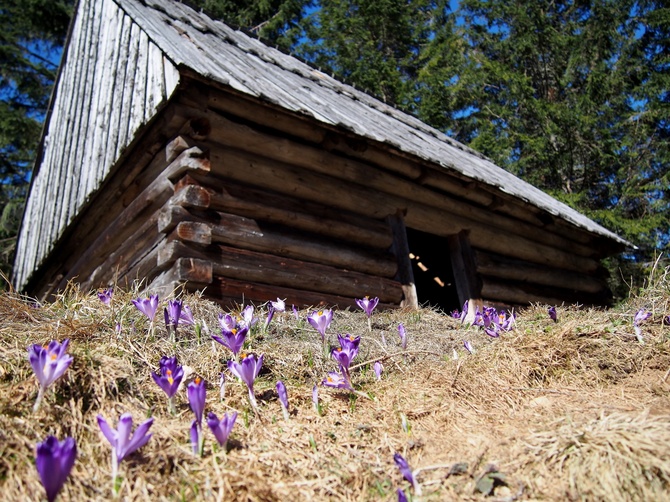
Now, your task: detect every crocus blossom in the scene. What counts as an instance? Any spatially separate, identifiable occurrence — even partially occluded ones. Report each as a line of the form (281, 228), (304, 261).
(187, 378), (206, 456)
(179, 305), (196, 326)
(374, 361), (383, 380)
(312, 384), (320, 413)
(28, 339), (74, 412)
(151, 356), (183, 413)
(356, 296), (379, 318)
(218, 313), (238, 331)
(35, 436), (76, 502)
(397, 488), (408, 502)
(322, 371), (352, 390)
(292, 304), (299, 320)
(164, 299), (182, 340)
(187, 377), (206, 425)
(266, 298), (286, 329)
(228, 353), (264, 410)
(463, 341), (474, 354)
(212, 326), (248, 357)
(207, 411), (237, 448)
(634, 309), (652, 342)
(97, 288), (113, 305)
(357, 296), (379, 331)
(241, 305), (258, 328)
(307, 309), (333, 342)
(398, 324), (407, 349)
(97, 412), (153, 490)
(276, 380), (290, 420)
(131, 294), (159, 322)
(548, 306), (558, 322)
(393, 453), (422, 495)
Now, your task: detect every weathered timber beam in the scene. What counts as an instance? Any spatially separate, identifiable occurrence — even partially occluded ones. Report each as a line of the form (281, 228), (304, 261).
(148, 257), (212, 299)
(169, 178), (393, 249)
(447, 231), (483, 314)
(157, 240), (403, 303)
(197, 276), (396, 309)
(386, 211), (418, 309)
(209, 144), (602, 274)
(474, 250), (608, 295)
(205, 109), (597, 257)
(481, 277), (612, 307)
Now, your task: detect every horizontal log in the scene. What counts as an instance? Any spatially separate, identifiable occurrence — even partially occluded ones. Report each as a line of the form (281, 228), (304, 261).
(475, 250), (608, 295)
(157, 240), (404, 303)
(481, 277), (612, 307)
(172, 221), (213, 246)
(171, 177), (394, 249)
(209, 145), (602, 274)
(193, 275), (397, 310)
(210, 213), (397, 278)
(205, 109), (597, 258)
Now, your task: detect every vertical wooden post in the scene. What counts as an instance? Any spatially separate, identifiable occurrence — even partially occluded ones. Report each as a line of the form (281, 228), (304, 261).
(387, 210), (419, 309)
(448, 230), (483, 321)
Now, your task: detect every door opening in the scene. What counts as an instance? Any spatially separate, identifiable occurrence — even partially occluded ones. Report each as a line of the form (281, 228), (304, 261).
(406, 228), (460, 313)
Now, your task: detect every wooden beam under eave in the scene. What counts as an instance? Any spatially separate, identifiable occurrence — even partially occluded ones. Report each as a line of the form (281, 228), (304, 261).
(448, 230), (483, 322)
(387, 210), (418, 309)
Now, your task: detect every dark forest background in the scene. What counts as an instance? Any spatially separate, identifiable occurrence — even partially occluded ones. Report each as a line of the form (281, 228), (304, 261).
(1, 0), (668, 300)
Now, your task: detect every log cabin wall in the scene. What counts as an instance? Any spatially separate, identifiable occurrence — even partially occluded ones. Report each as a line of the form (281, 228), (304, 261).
(12, 0), (180, 291)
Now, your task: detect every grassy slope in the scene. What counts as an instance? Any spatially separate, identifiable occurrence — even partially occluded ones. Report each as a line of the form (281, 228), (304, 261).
(1, 272), (669, 501)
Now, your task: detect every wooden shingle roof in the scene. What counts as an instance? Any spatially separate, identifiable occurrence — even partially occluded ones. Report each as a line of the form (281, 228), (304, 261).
(117, 0), (629, 248)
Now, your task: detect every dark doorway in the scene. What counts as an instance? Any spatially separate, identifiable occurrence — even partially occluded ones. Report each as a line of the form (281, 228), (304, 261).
(406, 228), (460, 313)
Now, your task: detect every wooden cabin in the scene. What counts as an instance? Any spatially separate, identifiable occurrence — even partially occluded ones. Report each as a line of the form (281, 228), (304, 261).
(12, 0), (630, 312)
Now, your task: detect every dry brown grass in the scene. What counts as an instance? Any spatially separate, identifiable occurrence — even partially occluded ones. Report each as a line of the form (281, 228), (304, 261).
(1, 269), (670, 501)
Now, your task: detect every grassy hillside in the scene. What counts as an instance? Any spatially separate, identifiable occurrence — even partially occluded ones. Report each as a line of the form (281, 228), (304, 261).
(1, 270), (669, 501)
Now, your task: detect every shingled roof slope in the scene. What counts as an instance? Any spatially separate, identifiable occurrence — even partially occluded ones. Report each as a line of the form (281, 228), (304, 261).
(118, 0), (628, 247)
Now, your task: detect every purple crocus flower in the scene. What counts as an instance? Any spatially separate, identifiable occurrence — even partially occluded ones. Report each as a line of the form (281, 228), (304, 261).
(634, 309), (652, 342)
(634, 309), (652, 325)
(398, 324), (407, 349)
(322, 371), (352, 390)
(397, 488), (408, 502)
(179, 305), (196, 326)
(548, 306), (558, 322)
(373, 361), (383, 380)
(212, 325), (248, 357)
(28, 339), (74, 411)
(241, 305), (258, 328)
(187, 377), (206, 425)
(312, 384), (319, 413)
(500, 311), (515, 331)
(218, 313), (238, 331)
(485, 326), (500, 338)
(393, 452), (422, 495)
(207, 411), (237, 448)
(131, 294), (159, 322)
(356, 296), (379, 318)
(190, 419), (201, 456)
(292, 304), (299, 320)
(276, 380), (290, 420)
(35, 436), (76, 502)
(228, 353), (264, 410)
(265, 298), (286, 330)
(307, 309), (333, 342)
(151, 356), (183, 413)
(164, 299), (183, 340)
(97, 288), (113, 305)
(463, 340), (474, 354)
(97, 413), (153, 467)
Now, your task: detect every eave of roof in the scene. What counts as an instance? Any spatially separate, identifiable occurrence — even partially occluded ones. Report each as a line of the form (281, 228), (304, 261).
(116, 0), (632, 249)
